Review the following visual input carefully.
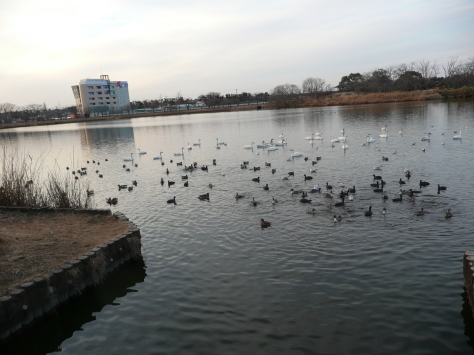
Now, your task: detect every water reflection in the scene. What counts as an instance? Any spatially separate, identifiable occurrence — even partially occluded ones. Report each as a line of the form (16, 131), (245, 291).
(2, 260), (146, 355)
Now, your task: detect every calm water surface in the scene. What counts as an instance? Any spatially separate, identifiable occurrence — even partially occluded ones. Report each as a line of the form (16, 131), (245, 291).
(2, 101), (474, 354)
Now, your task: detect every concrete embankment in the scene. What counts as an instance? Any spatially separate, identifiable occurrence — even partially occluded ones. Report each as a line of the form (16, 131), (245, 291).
(0, 208), (142, 342)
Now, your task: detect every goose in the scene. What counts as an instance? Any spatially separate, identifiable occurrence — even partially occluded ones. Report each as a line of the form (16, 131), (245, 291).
(415, 207), (425, 216)
(173, 148), (184, 156)
(445, 209), (452, 218)
(453, 131), (463, 139)
(193, 139), (201, 146)
(365, 206), (373, 216)
(201, 165), (208, 171)
(304, 174), (313, 181)
(235, 193), (245, 199)
(334, 197), (345, 207)
(137, 149), (147, 155)
(167, 196), (176, 204)
(153, 152), (163, 160)
(160, 178), (164, 185)
(198, 192), (210, 200)
(252, 177), (260, 182)
(263, 184), (269, 191)
(300, 198), (312, 203)
(123, 153), (134, 161)
(260, 219), (271, 227)
(243, 142), (254, 149)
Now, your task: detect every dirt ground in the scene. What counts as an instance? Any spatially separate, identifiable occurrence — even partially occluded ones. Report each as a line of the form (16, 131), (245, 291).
(0, 211), (130, 297)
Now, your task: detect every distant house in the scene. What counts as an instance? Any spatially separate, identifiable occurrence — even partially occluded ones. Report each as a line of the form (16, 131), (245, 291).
(434, 83), (447, 90)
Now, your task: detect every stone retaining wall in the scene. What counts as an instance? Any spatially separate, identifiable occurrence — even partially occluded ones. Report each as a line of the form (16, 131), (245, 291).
(464, 251), (474, 316)
(0, 208), (142, 342)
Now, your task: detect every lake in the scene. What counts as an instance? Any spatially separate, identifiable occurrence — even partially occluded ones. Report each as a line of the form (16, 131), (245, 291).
(1, 100), (474, 354)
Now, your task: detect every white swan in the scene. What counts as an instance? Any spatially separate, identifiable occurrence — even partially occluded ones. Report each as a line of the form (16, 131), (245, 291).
(342, 139), (349, 149)
(153, 151), (163, 160)
(379, 131), (388, 138)
(421, 133), (431, 141)
(193, 139), (201, 146)
(453, 131), (463, 139)
(313, 133), (323, 140)
(279, 133), (285, 138)
(267, 146), (278, 151)
(123, 153), (134, 161)
(243, 142), (254, 149)
(290, 149), (303, 157)
(309, 167), (317, 172)
(366, 134), (375, 143)
(216, 138), (226, 145)
(398, 129), (403, 136)
(304, 134), (315, 140)
(331, 136), (340, 143)
(174, 148), (184, 156)
(137, 149), (147, 155)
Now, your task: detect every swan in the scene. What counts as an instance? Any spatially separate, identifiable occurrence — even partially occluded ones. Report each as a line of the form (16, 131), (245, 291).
(279, 133), (285, 138)
(379, 131), (388, 138)
(348, 194), (354, 201)
(331, 136), (340, 143)
(290, 149), (303, 157)
(267, 146), (279, 151)
(366, 134), (375, 143)
(123, 153), (134, 161)
(421, 133), (431, 141)
(342, 141), (349, 149)
(174, 148), (184, 156)
(216, 138), (226, 145)
(137, 149), (147, 155)
(187, 142), (193, 150)
(193, 139), (201, 146)
(399, 129), (403, 136)
(453, 131), (463, 139)
(243, 142), (254, 149)
(313, 133), (323, 140)
(153, 152), (163, 160)
(304, 134), (314, 140)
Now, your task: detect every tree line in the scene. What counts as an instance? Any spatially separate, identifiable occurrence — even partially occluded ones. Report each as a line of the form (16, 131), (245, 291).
(269, 56), (474, 108)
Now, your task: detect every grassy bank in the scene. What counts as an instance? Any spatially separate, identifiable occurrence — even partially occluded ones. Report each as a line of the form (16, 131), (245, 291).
(0, 148), (93, 209)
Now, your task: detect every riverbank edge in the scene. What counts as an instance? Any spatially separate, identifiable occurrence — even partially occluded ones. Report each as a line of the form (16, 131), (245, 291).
(0, 207), (142, 343)
(463, 251), (474, 317)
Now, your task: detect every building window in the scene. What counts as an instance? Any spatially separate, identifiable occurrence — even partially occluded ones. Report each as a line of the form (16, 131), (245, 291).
(89, 98), (95, 100)
(113, 102), (117, 104)
(112, 91), (116, 94)
(97, 91), (102, 95)
(96, 86), (101, 89)
(105, 91), (110, 94)
(107, 102), (110, 104)
(88, 92), (94, 95)
(98, 97), (103, 100)
(91, 103), (96, 106)
(104, 85), (109, 89)
(87, 86), (93, 89)
(99, 102), (104, 105)
(106, 97), (110, 99)
(113, 97), (116, 99)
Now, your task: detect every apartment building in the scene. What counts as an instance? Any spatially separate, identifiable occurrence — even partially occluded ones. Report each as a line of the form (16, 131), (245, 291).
(71, 75), (130, 117)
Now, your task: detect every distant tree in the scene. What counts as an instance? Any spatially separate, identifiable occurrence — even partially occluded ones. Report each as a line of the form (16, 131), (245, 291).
(337, 73), (365, 92)
(302, 77), (326, 95)
(270, 84), (301, 108)
(395, 71), (423, 91)
(0, 102), (16, 123)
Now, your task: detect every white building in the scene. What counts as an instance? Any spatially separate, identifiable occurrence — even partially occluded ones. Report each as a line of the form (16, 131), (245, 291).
(71, 75), (130, 117)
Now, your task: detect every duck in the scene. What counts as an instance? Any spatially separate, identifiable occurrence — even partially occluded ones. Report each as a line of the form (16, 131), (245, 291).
(373, 186), (384, 193)
(167, 196), (176, 204)
(380, 207), (387, 215)
(263, 184), (269, 191)
(348, 194), (354, 201)
(323, 192), (333, 198)
(137, 148), (147, 155)
(309, 167), (317, 172)
(334, 197), (345, 207)
(168, 180), (175, 187)
(421, 133), (432, 141)
(290, 189), (300, 195)
(399, 178), (406, 185)
(392, 192), (403, 202)
(347, 186), (356, 193)
(160, 178), (164, 185)
(184, 181), (189, 187)
(300, 198), (312, 203)
(373, 174), (382, 180)
(438, 184), (447, 193)
(419, 180), (430, 187)
(304, 174), (313, 181)
(370, 181), (380, 188)
(253, 166), (260, 171)
(235, 193), (245, 199)
(198, 192), (210, 200)
(272, 168), (277, 174)
(445, 209), (453, 218)
(382, 156), (389, 161)
(181, 175), (188, 180)
(288, 171), (295, 176)
(252, 197), (258, 206)
(252, 177), (260, 183)
(260, 219), (271, 227)
(310, 186), (321, 193)
(365, 206), (373, 216)
(272, 197), (278, 204)
(326, 182), (333, 191)
(187, 143), (193, 150)
(307, 208), (317, 215)
(415, 207), (425, 216)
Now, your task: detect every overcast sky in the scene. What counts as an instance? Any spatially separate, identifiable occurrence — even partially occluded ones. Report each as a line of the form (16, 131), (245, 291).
(1, 0), (473, 108)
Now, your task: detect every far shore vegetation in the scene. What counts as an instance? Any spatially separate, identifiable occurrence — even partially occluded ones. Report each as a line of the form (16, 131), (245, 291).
(1, 55), (473, 126)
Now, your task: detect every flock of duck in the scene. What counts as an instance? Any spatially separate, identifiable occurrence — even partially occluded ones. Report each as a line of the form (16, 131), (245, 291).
(70, 125), (464, 227)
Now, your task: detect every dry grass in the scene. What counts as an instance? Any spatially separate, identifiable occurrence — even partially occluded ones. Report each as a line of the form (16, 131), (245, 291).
(304, 90), (443, 106)
(0, 211), (130, 296)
